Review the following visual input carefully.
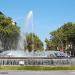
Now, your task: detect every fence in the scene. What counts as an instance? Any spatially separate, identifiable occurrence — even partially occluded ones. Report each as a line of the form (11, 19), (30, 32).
(0, 57), (75, 65)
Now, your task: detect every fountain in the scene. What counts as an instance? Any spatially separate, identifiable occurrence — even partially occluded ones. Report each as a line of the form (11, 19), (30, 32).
(17, 32), (25, 50)
(17, 10), (33, 51)
(17, 11), (33, 50)
(0, 11), (75, 66)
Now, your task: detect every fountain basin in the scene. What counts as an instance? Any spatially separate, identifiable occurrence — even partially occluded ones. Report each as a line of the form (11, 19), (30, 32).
(0, 50), (70, 58)
(0, 50), (73, 65)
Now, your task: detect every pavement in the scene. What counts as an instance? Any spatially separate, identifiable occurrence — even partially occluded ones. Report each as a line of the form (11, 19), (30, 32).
(0, 71), (75, 75)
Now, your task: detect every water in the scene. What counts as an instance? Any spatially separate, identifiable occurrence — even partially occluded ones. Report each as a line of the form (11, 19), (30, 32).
(17, 11), (33, 50)
(17, 32), (25, 50)
(0, 50), (69, 57)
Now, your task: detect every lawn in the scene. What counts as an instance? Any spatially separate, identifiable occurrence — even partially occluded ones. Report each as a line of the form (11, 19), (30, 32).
(0, 65), (75, 70)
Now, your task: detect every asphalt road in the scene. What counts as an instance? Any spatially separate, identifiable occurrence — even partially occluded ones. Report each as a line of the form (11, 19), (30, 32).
(0, 71), (75, 75)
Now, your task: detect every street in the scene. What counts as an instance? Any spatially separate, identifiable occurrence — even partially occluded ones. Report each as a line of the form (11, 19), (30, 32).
(0, 71), (75, 75)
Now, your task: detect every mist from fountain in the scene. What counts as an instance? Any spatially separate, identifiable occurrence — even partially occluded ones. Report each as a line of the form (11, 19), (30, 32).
(17, 11), (33, 51)
(17, 32), (25, 50)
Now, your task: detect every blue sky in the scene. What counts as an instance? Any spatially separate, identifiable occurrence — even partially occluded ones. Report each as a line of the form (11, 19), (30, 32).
(0, 0), (75, 42)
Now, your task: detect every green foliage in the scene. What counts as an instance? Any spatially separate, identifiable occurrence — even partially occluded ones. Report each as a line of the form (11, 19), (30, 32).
(0, 12), (20, 50)
(45, 38), (55, 50)
(45, 22), (75, 53)
(26, 33), (44, 51)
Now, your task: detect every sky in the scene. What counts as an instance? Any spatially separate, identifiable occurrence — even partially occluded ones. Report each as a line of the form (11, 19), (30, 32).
(0, 0), (75, 42)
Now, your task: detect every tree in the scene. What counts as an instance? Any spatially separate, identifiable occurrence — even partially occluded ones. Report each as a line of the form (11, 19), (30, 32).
(61, 22), (75, 56)
(25, 33), (43, 52)
(0, 12), (20, 50)
(45, 38), (55, 50)
(45, 22), (75, 56)
(45, 28), (64, 50)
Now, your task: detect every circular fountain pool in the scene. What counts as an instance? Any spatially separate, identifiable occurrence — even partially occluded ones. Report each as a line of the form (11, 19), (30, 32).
(0, 50), (70, 58)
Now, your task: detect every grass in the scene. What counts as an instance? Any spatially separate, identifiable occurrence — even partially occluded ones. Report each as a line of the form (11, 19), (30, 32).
(0, 65), (75, 70)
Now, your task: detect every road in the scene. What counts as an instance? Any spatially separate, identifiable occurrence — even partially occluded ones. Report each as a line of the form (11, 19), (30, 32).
(0, 71), (75, 75)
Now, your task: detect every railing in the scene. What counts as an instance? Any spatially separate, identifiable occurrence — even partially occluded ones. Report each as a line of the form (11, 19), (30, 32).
(0, 57), (74, 65)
